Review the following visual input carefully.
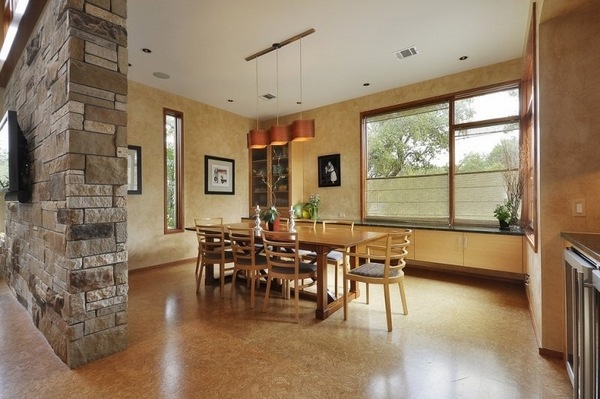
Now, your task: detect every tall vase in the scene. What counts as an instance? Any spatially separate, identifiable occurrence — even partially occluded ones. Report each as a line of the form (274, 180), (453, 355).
(268, 217), (281, 231)
(310, 207), (318, 220)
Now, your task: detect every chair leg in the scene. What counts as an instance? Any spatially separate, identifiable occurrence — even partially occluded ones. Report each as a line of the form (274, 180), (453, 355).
(196, 263), (204, 294)
(220, 263), (225, 298)
(294, 279), (299, 323)
(366, 283), (370, 304)
(263, 276), (273, 313)
(250, 271), (256, 309)
(343, 276), (348, 321)
(384, 283), (392, 332)
(398, 279), (408, 315)
(230, 268), (239, 300)
(334, 262), (339, 298)
(195, 249), (201, 277)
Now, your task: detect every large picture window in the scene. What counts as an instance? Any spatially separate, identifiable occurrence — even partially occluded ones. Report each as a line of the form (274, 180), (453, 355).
(363, 83), (520, 226)
(164, 108), (184, 232)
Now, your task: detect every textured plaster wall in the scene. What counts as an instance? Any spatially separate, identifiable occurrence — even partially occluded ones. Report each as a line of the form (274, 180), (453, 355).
(127, 81), (253, 270)
(535, 0), (600, 351)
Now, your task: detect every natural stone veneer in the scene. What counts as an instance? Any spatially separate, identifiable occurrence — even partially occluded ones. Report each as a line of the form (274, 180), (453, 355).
(1, 0), (128, 368)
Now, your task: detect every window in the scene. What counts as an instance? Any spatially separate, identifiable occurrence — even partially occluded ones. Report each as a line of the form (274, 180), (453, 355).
(520, 2), (538, 250)
(363, 83), (520, 226)
(164, 109), (184, 232)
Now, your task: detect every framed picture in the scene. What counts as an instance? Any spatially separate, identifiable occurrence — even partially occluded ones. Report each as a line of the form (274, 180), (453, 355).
(127, 145), (142, 194)
(318, 153), (341, 187)
(205, 155), (235, 195)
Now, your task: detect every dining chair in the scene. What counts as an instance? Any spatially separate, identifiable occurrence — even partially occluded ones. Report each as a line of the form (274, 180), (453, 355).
(195, 217), (235, 298)
(342, 230), (411, 332)
(261, 230), (317, 323)
(228, 226), (268, 308)
(301, 220), (354, 297)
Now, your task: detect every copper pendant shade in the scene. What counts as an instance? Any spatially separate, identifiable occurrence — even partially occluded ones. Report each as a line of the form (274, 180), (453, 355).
(247, 128), (269, 148)
(290, 119), (315, 141)
(269, 124), (290, 145)
(245, 29), (316, 148)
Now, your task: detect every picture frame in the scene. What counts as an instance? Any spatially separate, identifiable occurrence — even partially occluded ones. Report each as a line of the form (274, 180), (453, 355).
(318, 153), (341, 187)
(205, 155), (235, 195)
(127, 145), (142, 194)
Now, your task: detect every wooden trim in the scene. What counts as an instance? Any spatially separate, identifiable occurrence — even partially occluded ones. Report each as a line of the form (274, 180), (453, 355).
(129, 257), (196, 274)
(0, 0), (48, 87)
(406, 260), (526, 283)
(538, 347), (563, 359)
(163, 108), (185, 234)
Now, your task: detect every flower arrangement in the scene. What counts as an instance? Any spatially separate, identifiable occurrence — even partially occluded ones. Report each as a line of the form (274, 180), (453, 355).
(306, 193), (321, 220)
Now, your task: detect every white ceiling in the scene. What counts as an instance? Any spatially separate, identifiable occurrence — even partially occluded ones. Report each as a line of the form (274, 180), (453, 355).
(127, 0), (530, 121)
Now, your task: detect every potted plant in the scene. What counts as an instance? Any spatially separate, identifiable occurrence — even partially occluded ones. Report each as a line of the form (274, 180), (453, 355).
(260, 205), (280, 231)
(493, 203), (511, 230)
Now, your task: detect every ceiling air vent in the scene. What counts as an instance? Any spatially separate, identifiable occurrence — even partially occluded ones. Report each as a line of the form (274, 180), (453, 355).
(260, 93), (276, 100)
(393, 46), (418, 60)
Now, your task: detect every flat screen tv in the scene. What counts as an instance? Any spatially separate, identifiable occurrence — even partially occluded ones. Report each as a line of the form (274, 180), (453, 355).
(0, 110), (31, 203)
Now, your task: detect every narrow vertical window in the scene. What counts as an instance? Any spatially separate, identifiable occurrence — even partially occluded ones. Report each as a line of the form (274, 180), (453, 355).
(164, 109), (184, 232)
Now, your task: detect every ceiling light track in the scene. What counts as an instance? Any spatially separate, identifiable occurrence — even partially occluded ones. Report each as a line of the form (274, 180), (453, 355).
(245, 28), (315, 62)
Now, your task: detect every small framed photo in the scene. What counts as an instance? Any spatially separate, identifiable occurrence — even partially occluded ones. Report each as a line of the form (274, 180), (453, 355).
(127, 145), (142, 194)
(205, 155), (235, 195)
(318, 154), (341, 187)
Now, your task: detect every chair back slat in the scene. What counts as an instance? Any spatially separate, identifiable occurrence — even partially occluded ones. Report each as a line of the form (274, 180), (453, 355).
(195, 217), (228, 261)
(321, 220), (354, 231)
(262, 230), (300, 272)
(228, 226), (258, 263)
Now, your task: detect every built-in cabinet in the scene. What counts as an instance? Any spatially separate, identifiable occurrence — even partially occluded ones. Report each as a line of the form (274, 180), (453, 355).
(354, 226), (523, 275)
(249, 142), (303, 214)
(414, 229), (523, 274)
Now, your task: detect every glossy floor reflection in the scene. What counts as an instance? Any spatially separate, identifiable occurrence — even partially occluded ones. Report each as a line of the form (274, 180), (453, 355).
(1, 262), (571, 399)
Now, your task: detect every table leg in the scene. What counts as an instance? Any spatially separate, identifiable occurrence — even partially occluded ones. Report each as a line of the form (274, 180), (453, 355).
(315, 247), (328, 319)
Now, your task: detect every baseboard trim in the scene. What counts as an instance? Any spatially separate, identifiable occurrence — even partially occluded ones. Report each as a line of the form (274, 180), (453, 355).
(538, 347), (563, 358)
(129, 257), (196, 274)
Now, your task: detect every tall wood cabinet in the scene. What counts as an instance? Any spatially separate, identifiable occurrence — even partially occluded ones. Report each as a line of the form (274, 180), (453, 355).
(249, 142), (303, 214)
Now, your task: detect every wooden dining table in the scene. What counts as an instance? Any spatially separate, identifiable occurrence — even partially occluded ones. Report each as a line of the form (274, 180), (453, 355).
(225, 222), (387, 320)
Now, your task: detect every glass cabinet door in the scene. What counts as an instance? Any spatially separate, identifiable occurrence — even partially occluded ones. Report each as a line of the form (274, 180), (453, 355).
(249, 143), (290, 213)
(250, 147), (268, 208)
(271, 144), (289, 208)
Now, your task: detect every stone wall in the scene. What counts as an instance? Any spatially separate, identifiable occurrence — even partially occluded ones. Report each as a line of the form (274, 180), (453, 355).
(1, 0), (128, 368)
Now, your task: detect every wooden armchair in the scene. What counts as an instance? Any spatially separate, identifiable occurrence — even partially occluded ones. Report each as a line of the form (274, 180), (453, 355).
(343, 230), (411, 332)
(261, 230), (317, 323)
(228, 226), (268, 308)
(195, 217), (235, 298)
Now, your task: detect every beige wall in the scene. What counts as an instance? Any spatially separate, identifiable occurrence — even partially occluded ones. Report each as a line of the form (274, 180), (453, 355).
(128, 61), (520, 271)
(531, 0), (600, 352)
(127, 81), (253, 270)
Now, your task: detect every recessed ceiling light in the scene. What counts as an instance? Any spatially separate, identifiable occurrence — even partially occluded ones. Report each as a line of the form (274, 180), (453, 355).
(142, 48), (152, 53)
(459, 56), (468, 61)
(363, 83), (370, 87)
(227, 99), (233, 103)
(153, 72), (170, 79)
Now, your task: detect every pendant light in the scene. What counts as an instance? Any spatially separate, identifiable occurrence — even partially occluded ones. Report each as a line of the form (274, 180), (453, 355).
(291, 37), (315, 142)
(248, 57), (268, 149)
(269, 43), (290, 145)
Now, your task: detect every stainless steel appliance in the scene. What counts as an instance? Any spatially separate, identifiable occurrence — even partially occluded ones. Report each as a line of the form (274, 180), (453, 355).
(564, 247), (598, 399)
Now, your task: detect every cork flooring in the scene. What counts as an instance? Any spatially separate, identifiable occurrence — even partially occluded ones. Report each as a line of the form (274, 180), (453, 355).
(1, 262), (572, 399)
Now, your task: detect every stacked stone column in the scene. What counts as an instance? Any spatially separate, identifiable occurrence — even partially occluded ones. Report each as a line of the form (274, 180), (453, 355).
(2, 0), (128, 368)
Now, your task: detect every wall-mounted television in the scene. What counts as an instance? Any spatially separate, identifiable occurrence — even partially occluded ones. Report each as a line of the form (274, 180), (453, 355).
(0, 110), (31, 203)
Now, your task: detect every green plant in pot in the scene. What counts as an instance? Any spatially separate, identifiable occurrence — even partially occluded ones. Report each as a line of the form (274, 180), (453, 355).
(260, 206), (280, 230)
(493, 203), (511, 230)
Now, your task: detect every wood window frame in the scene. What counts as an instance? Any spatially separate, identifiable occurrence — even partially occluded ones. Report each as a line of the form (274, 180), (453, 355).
(360, 81), (521, 226)
(520, 2), (538, 252)
(163, 108), (184, 234)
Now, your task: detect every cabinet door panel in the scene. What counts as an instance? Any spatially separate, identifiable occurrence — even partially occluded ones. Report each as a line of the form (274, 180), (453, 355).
(463, 233), (522, 273)
(414, 230), (462, 266)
